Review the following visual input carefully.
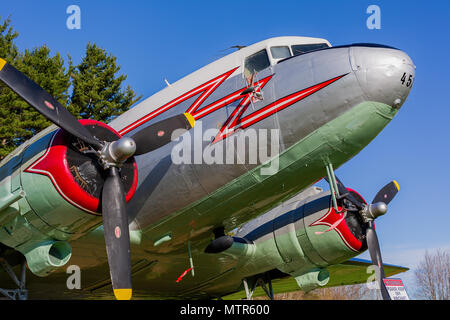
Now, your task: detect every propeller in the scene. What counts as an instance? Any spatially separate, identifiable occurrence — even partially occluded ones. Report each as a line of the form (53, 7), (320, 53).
(102, 166), (132, 300)
(131, 113), (195, 155)
(0, 58), (195, 299)
(325, 174), (400, 300)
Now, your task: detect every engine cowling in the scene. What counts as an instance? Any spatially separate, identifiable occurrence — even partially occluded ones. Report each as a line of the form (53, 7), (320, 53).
(0, 120), (138, 276)
(275, 189), (366, 273)
(215, 187), (367, 291)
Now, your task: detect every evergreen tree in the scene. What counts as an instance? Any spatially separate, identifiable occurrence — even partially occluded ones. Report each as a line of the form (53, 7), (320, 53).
(69, 43), (141, 122)
(0, 17), (71, 159)
(0, 16), (22, 159)
(13, 46), (71, 145)
(0, 44), (70, 159)
(0, 18), (141, 160)
(0, 16), (18, 60)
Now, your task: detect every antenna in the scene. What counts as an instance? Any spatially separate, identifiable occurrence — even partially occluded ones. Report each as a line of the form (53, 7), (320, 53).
(219, 45), (247, 53)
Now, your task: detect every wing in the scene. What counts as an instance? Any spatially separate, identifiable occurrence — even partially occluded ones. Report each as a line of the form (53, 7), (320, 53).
(222, 258), (409, 299)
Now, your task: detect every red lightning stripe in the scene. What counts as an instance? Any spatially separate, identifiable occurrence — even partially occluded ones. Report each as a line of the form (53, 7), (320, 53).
(213, 74), (347, 142)
(119, 69), (346, 143)
(212, 83), (261, 143)
(119, 67), (239, 135)
(192, 75), (273, 120)
(239, 74), (347, 129)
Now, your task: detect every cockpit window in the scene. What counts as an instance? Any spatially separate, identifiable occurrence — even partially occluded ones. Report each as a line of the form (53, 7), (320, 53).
(244, 49), (270, 80)
(270, 46), (292, 59)
(291, 43), (329, 56)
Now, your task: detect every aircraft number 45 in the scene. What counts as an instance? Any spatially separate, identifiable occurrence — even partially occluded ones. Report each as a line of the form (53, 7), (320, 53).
(400, 72), (413, 87)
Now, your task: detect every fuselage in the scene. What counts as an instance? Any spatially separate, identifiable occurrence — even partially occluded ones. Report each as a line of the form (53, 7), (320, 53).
(108, 36), (413, 241)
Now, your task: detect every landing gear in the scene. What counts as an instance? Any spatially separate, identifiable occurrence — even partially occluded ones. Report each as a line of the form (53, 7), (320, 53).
(257, 276), (274, 300)
(0, 257), (27, 300)
(324, 161), (341, 212)
(242, 274), (274, 300)
(242, 278), (255, 300)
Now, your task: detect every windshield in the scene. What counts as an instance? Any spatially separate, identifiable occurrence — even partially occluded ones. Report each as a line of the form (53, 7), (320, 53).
(291, 43), (329, 56)
(270, 46), (292, 59)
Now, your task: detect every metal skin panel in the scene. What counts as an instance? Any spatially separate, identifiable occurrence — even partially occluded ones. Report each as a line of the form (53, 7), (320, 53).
(351, 46), (415, 107)
(294, 192), (329, 267)
(272, 201), (308, 267)
(274, 47), (360, 147)
(0, 39), (414, 298)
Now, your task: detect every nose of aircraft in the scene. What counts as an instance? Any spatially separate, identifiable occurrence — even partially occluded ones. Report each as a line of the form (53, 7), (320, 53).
(350, 45), (415, 109)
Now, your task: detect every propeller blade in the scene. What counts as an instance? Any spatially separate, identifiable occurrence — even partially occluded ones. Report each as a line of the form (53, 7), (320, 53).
(366, 221), (390, 300)
(0, 58), (103, 149)
(101, 167), (132, 300)
(372, 180), (400, 205)
(131, 113), (195, 155)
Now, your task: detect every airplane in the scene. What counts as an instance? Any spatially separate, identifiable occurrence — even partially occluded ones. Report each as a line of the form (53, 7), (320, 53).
(0, 36), (415, 300)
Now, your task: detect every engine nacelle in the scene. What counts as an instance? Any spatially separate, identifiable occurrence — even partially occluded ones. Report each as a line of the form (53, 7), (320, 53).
(0, 120), (138, 276)
(219, 187), (367, 291)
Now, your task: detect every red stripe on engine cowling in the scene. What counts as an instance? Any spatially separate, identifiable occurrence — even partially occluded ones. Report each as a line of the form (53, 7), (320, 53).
(25, 119), (138, 215)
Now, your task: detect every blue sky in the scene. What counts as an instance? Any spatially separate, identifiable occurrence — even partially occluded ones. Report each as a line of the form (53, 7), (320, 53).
(2, 1), (449, 298)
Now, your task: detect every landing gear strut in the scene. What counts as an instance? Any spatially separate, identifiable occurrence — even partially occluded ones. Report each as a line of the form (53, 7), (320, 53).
(0, 257), (27, 300)
(243, 273), (274, 300)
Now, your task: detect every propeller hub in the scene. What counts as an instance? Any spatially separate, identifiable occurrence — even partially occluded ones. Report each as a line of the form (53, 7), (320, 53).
(361, 202), (388, 222)
(110, 137), (136, 161)
(99, 137), (136, 168)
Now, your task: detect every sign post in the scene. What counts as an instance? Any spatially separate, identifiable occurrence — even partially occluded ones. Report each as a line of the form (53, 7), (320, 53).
(383, 278), (410, 300)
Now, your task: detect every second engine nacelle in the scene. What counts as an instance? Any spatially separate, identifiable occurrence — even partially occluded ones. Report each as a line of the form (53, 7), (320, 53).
(210, 186), (367, 291)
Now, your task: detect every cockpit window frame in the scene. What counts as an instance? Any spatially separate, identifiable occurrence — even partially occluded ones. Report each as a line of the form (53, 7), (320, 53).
(243, 48), (271, 81)
(269, 46), (293, 60)
(291, 43), (331, 56)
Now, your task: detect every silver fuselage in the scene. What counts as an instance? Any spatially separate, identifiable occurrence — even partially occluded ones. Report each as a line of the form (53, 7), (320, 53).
(108, 44), (414, 233)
